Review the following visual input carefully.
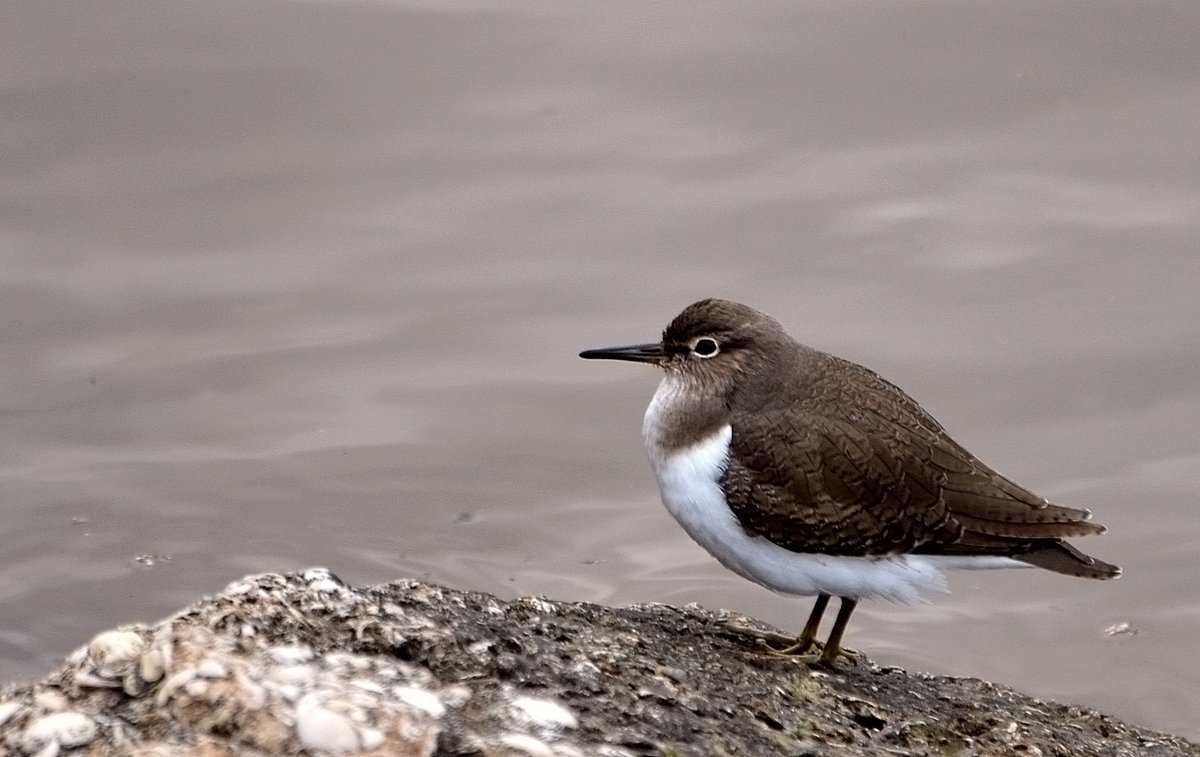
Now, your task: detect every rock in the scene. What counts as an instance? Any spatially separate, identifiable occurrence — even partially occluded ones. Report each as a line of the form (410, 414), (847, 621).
(0, 569), (1195, 756)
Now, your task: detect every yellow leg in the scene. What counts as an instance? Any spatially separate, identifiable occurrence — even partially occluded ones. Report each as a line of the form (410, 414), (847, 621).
(759, 596), (859, 667)
(764, 594), (830, 655)
(815, 598), (858, 666)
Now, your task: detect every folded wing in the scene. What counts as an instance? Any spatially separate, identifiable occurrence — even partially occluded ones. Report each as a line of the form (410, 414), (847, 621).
(721, 402), (1119, 580)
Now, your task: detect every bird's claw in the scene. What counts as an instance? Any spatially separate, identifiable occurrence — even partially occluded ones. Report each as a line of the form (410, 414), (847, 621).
(756, 638), (859, 667)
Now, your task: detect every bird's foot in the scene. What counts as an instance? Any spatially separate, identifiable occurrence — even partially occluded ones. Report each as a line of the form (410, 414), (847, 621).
(722, 615), (859, 667)
(721, 618), (798, 647)
(756, 636), (820, 657)
(758, 639), (859, 667)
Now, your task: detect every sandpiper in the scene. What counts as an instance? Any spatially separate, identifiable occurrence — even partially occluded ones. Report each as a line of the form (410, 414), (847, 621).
(580, 298), (1120, 664)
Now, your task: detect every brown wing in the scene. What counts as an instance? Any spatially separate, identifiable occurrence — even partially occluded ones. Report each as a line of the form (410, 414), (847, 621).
(720, 410), (956, 556)
(855, 390), (1109, 541)
(721, 401), (1120, 579)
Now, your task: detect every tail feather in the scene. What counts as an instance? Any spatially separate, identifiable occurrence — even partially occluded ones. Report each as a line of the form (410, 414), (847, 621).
(1013, 541), (1122, 580)
(916, 530), (1121, 580)
(952, 512), (1106, 539)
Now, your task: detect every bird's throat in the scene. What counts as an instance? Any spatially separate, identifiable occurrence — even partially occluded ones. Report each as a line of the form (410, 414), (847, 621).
(642, 374), (729, 463)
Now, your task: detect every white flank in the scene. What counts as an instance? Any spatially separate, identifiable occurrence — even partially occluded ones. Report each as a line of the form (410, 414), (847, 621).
(642, 377), (1024, 603)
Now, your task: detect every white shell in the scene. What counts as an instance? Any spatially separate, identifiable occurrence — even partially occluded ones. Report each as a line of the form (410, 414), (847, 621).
(498, 733), (556, 757)
(268, 645), (314, 665)
(295, 696), (360, 754)
(138, 648), (166, 684)
(511, 697), (577, 731)
(0, 701), (23, 728)
(195, 658), (229, 679)
(22, 711), (98, 754)
(393, 686), (444, 718)
(88, 631), (147, 679)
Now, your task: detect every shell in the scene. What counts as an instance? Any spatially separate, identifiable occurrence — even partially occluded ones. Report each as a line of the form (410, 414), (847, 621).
(21, 711), (98, 754)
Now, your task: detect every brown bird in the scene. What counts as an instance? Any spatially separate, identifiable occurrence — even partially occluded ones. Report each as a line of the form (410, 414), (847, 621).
(580, 298), (1120, 664)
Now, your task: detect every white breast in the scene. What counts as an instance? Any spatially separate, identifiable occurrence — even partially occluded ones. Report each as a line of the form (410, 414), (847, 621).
(642, 377), (1022, 603)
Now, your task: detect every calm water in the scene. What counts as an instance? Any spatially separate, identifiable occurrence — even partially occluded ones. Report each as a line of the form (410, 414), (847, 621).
(2, 0), (1199, 739)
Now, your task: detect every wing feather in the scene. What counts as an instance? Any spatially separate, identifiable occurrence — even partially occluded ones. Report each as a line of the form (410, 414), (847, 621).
(720, 405), (1112, 573)
(717, 350), (1115, 577)
(721, 411), (955, 556)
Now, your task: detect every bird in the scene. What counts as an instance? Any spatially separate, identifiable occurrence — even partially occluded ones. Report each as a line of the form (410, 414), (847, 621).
(579, 298), (1120, 665)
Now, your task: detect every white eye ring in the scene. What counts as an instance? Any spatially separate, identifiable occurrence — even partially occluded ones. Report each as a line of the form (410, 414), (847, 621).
(691, 337), (719, 358)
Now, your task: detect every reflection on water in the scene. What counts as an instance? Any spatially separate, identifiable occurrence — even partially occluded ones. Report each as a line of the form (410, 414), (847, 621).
(2, 0), (1199, 740)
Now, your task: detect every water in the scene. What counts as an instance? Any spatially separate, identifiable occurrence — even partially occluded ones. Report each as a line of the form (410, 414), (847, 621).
(2, 0), (1198, 739)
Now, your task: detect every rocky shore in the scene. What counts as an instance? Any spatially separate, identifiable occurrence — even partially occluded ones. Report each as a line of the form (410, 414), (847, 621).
(0, 569), (1194, 756)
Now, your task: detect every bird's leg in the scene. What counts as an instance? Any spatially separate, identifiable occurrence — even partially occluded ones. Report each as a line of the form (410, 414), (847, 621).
(726, 594), (860, 665)
(762, 594), (830, 655)
(723, 594), (831, 648)
(815, 597), (859, 666)
(759, 596), (860, 666)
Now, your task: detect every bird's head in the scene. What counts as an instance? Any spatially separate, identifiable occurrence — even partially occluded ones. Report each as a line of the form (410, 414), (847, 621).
(580, 298), (791, 393)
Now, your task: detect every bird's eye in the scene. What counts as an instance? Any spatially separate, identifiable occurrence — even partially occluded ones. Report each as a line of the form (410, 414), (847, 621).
(691, 338), (719, 358)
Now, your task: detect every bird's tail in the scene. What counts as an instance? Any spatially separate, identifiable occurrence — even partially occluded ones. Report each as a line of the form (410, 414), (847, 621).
(1013, 540), (1122, 580)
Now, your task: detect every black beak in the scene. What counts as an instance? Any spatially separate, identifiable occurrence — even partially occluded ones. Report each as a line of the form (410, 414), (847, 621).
(579, 342), (666, 364)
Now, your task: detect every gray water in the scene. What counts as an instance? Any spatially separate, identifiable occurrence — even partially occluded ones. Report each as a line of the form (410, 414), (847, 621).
(2, 0), (1199, 739)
